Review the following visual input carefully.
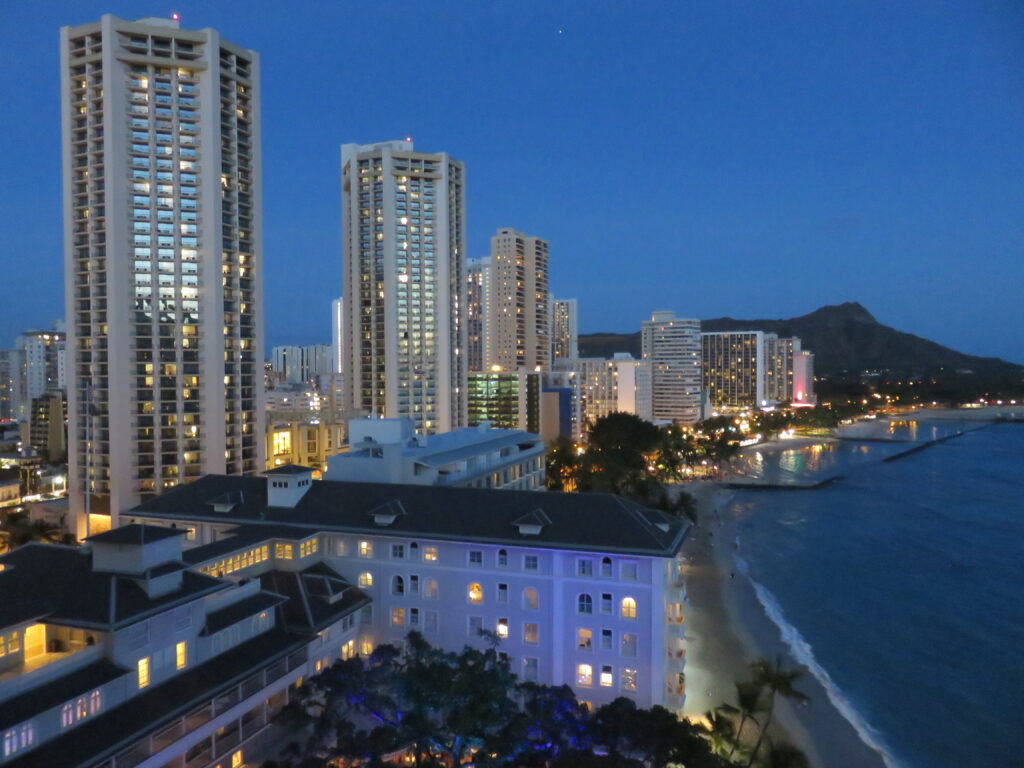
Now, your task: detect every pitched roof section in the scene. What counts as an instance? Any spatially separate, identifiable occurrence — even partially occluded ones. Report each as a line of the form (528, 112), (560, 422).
(128, 475), (689, 557)
(86, 524), (186, 545)
(264, 464), (315, 475)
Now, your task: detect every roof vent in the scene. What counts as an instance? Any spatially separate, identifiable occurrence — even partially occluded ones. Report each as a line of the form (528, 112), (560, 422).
(368, 499), (406, 526)
(208, 490), (244, 513)
(511, 508), (551, 536)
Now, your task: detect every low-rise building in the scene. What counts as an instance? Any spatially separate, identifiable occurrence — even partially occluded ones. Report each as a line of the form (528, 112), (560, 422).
(265, 420), (345, 473)
(0, 468), (20, 509)
(124, 466), (690, 713)
(467, 371), (542, 433)
(328, 418), (545, 491)
(0, 523), (367, 768)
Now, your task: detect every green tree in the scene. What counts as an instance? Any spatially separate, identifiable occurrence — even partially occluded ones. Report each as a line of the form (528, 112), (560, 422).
(725, 680), (767, 759)
(745, 657), (809, 768)
(701, 709), (737, 757)
(0, 510), (69, 552)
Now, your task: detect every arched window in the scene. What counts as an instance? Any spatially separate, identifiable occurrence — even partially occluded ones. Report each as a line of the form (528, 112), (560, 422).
(497, 548), (508, 567)
(600, 557), (613, 577)
(468, 582), (484, 604)
(358, 571), (373, 588)
(621, 596), (637, 619)
(523, 587), (539, 610)
(578, 593), (593, 615)
(392, 575), (405, 596)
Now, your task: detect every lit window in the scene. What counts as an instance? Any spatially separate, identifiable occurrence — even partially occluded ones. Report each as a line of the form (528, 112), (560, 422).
(577, 663), (593, 687)
(391, 607), (405, 627)
(496, 618), (509, 638)
(523, 622), (539, 644)
(577, 594), (593, 615)
(61, 703), (74, 728)
(358, 571), (373, 588)
(523, 588), (539, 610)
(600, 665), (613, 687)
(467, 582), (483, 604)
(138, 657), (150, 689)
(621, 597), (637, 619)
(577, 628), (592, 651)
(360, 638), (373, 656)
(176, 641), (187, 670)
(89, 690), (102, 715)
(423, 546), (438, 561)
(232, 749), (243, 768)
(359, 540), (373, 558)
(621, 668), (638, 691)
(275, 543), (293, 560)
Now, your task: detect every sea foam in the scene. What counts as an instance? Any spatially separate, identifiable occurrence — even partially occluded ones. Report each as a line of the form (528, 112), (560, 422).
(733, 553), (905, 768)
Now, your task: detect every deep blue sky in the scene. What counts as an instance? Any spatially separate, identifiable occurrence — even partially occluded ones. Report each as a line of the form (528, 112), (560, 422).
(1, 1), (1022, 362)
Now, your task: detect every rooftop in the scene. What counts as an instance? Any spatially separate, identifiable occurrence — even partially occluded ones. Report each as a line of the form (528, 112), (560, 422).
(86, 524), (186, 545)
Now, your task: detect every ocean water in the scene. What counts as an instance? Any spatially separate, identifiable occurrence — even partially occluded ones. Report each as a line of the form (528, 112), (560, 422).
(726, 421), (1024, 768)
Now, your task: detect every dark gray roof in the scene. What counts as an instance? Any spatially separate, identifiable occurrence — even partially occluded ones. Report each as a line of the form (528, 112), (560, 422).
(260, 562), (370, 633)
(264, 464), (314, 475)
(86, 524), (186, 545)
(201, 591), (286, 636)
(0, 545), (227, 630)
(128, 475), (689, 557)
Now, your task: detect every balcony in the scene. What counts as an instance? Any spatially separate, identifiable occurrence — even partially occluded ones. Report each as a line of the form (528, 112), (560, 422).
(0, 626), (104, 703)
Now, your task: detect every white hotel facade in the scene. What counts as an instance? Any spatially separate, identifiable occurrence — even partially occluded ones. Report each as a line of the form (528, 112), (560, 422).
(61, 15), (264, 533)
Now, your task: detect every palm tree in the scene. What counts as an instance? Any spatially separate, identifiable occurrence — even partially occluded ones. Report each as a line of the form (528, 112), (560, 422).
(700, 709), (736, 757)
(727, 680), (767, 759)
(756, 739), (810, 768)
(0, 511), (65, 552)
(745, 657), (809, 768)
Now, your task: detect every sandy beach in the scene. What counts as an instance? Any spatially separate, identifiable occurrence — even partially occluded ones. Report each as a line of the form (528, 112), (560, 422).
(678, 482), (889, 768)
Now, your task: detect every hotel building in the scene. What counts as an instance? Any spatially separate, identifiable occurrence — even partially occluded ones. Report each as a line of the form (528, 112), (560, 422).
(465, 257), (492, 373)
(551, 298), (579, 362)
(61, 15), (264, 532)
(488, 229), (551, 372)
(640, 312), (702, 425)
(330, 297), (343, 374)
(341, 141), (466, 435)
(467, 370), (542, 434)
(701, 331), (766, 409)
(556, 354), (652, 430)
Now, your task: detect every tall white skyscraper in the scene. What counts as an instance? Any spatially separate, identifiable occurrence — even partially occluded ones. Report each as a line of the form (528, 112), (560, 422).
(341, 140), (466, 434)
(701, 331), (767, 408)
(61, 15), (264, 530)
(551, 298), (579, 361)
(466, 257), (492, 373)
(331, 297), (344, 374)
(641, 311), (701, 425)
(488, 228), (551, 372)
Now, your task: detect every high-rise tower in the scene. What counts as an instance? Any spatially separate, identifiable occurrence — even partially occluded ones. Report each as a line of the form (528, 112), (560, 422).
(641, 311), (702, 424)
(466, 257), (492, 373)
(61, 15), (264, 533)
(551, 298), (579, 361)
(341, 141), (466, 434)
(488, 228), (550, 372)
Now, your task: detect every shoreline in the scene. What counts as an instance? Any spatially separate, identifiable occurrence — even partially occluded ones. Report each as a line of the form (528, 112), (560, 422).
(679, 482), (889, 768)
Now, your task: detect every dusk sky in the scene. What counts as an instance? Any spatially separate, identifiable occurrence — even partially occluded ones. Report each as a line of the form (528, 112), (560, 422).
(1, 1), (1022, 361)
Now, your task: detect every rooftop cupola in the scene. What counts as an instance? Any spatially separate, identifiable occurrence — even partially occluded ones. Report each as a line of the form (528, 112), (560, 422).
(86, 524), (187, 598)
(265, 465), (315, 508)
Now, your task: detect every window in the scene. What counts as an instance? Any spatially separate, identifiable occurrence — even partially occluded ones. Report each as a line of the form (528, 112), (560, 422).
(621, 597), (637, 619)
(621, 633), (637, 657)
(391, 543), (405, 559)
(232, 750), (244, 768)
(76, 697), (88, 719)
(391, 607), (405, 627)
(300, 538), (318, 557)
(176, 641), (187, 670)
(497, 583), (508, 603)
(577, 628), (592, 651)
(468, 550), (483, 566)
(600, 557), (613, 577)
(577, 663), (593, 687)
(359, 540), (373, 558)
(62, 703), (74, 727)
(497, 548), (508, 567)
(523, 657), (538, 682)
(577, 558), (593, 577)
(601, 593), (613, 613)
(496, 618), (509, 638)
(138, 657), (150, 689)
(360, 638), (374, 656)
(621, 668), (638, 692)
(600, 665), (614, 687)
(524, 555), (539, 572)
(392, 575), (405, 596)
(89, 689), (102, 714)
(601, 629), (613, 650)
(275, 543), (293, 560)
(358, 571), (373, 588)
(523, 588), (539, 610)
(621, 561), (638, 581)
(467, 582), (483, 604)
(409, 608), (420, 627)
(341, 639), (356, 660)
(424, 578), (438, 598)
(468, 616), (483, 636)
(425, 611), (439, 633)
(577, 594), (593, 615)
(409, 575), (419, 594)
(423, 546), (438, 561)
(523, 623), (539, 644)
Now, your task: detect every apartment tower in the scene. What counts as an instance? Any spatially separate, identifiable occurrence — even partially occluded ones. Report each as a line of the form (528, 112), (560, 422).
(341, 141), (466, 434)
(640, 312), (702, 425)
(551, 298), (579, 361)
(466, 257), (492, 373)
(701, 331), (766, 408)
(488, 228), (551, 372)
(61, 15), (264, 532)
